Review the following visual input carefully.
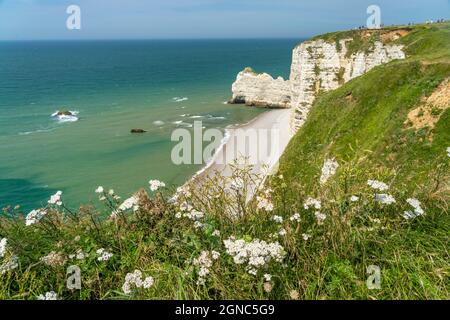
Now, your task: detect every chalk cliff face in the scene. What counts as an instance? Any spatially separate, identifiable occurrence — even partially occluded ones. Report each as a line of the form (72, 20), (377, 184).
(230, 67), (291, 108)
(230, 38), (406, 130)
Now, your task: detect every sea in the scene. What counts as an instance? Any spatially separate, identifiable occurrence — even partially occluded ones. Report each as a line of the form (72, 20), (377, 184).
(0, 39), (300, 211)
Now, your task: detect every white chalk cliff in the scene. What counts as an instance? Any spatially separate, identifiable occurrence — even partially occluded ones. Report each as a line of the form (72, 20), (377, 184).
(230, 37), (406, 130)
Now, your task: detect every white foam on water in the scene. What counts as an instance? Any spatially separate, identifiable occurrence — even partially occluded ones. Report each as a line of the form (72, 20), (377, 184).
(51, 110), (80, 123)
(153, 120), (165, 126)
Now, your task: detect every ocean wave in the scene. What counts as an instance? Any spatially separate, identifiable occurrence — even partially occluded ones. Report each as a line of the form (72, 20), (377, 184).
(172, 97), (188, 103)
(190, 115), (204, 119)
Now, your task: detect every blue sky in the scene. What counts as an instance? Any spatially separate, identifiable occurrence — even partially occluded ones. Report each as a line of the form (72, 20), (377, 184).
(0, 0), (449, 40)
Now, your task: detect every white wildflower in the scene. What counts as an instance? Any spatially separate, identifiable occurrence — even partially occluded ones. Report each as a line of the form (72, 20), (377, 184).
(256, 196), (274, 212)
(193, 251), (214, 285)
(319, 158), (339, 185)
(96, 248), (113, 261)
(350, 195), (359, 202)
(304, 197), (321, 210)
(48, 191), (63, 206)
(95, 186), (104, 193)
(314, 212), (327, 224)
(184, 210), (204, 221)
(108, 189), (115, 195)
(40, 251), (66, 267)
(149, 179), (166, 192)
(264, 273), (272, 282)
(69, 249), (86, 260)
(290, 213), (301, 222)
(374, 194), (396, 205)
(118, 195), (139, 212)
(211, 250), (220, 260)
(25, 208), (47, 226)
(223, 238), (285, 273)
(272, 215), (283, 223)
(142, 276), (154, 289)
(193, 221), (203, 229)
(175, 212), (182, 219)
(180, 202), (193, 212)
(278, 228), (287, 236)
(447, 147), (450, 157)
(37, 291), (58, 300)
(0, 238), (7, 258)
(367, 180), (389, 191)
(230, 177), (244, 190)
(302, 233), (311, 241)
(212, 230), (221, 237)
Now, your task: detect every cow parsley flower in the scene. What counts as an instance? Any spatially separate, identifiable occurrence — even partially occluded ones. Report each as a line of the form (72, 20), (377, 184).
(302, 233), (311, 241)
(149, 179), (166, 192)
(304, 197), (321, 210)
(374, 194), (396, 205)
(96, 248), (113, 261)
(69, 249), (86, 260)
(37, 291), (58, 300)
(278, 228), (287, 236)
(193, 251), (215, 285)
(25, 209), (47, 226)
(48, 191), (63, 206)
(118, 196), (139, 212)
(350, 195), (360, 202)
(230, 177), (244, 190)
(0, 238), (7, 258)
(223, 238), (285, 275)
(403, 198), (425, 220)
(290, 213), (301, 222)
(122, 270), (154, 294)
(367, 180), (389, 191)
(256, 196), (274, 212)
(264, 274), (272, 282)
(319, 158), (339, 185)
(0, 255), (19, 274)
(40, 251), (66, 267)
(272, 215), (283, 223)
(212, 230), (221, 237)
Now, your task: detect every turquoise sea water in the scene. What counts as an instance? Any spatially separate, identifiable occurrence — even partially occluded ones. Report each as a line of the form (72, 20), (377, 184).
(0, 39), (300, 211)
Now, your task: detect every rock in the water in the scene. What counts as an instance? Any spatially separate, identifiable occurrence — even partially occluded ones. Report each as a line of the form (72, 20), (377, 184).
(131, 129), (147, 133)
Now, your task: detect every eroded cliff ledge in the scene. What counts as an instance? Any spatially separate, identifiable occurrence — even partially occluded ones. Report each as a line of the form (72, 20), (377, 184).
(230, 29), (408, 130)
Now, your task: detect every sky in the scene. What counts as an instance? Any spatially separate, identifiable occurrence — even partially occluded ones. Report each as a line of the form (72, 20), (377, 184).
(0, 0), (449, 40)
